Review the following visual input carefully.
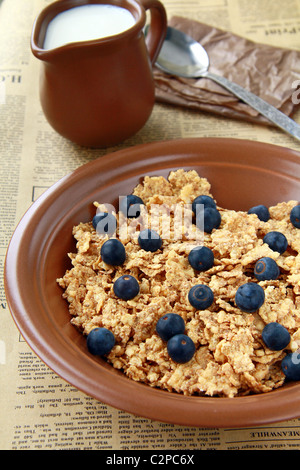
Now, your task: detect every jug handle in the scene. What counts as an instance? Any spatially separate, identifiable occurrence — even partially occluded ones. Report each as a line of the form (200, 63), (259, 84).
(140, 0), (167, 65)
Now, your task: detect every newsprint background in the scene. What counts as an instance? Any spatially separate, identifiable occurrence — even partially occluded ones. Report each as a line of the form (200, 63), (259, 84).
(2, 0), (300, 452)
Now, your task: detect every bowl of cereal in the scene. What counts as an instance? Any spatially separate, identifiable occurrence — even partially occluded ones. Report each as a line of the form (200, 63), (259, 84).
(4, 138), (300, 428)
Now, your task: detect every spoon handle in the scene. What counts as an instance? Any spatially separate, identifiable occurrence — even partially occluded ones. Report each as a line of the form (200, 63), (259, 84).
(204, 71), (300, 141)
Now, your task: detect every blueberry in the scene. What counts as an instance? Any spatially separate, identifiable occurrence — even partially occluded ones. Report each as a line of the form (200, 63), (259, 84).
(188, 284), (214, 310)
(138, 229), (162, 252)
(235, 282), (265, 313)
(192, 195), (216, 214)
(167, 334), (195, 363)
(254, 257), (280, 281)
(290, 205), (300, 229)
(113, 274), (139, 300)
(262, 322), (290, 351)
(100, 238), (126, 265)
(263, 231), (288, 255)
(281, 353), (300, 381)
(156, 313), (185, 341)
(87, 327), (115, 356)
(203, 207), (221, 233)
(92, 212), (117, 235)
(120, 194), (144, 218)
(188, 246), (214, 272)
(248, 205), (270, 222)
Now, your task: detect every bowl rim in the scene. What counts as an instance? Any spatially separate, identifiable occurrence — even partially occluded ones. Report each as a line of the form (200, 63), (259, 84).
(4, 137), (300, 428)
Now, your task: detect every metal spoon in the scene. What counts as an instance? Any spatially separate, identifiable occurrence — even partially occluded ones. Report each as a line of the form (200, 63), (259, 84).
(155, 26), (300, 141)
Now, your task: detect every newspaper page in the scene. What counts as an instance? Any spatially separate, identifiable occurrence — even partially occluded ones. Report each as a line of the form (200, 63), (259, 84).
(1, 0), (300, 451)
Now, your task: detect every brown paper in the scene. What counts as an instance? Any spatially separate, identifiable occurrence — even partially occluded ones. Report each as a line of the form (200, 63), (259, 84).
(154, 16), (300, 125)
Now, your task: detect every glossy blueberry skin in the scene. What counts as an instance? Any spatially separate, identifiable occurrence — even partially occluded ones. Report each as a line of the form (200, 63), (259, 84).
(120, 194), (144, 218)
(113, 275), (139, 300)
(202, 207), (221, 233)
(156, 313), (185, 341)
(192, 195), (216, 215)
(248, 204), (270, 222)
(92, 212), (117, 235)
(188, 246), (214, 272)
(100, 238), (126, 266)
(167, 334), (195, 363)
(235, 282), (265, 313)
(254, 257), (280, 281)
(138, 229), (162, 252)
(281, 353), (300, 381)
(188, 284), (214, 310)
(87, 327), (115, 356)
(262, 322), (290, 351)
(263, 231), (288, 255)
(290, 205), (300, 229)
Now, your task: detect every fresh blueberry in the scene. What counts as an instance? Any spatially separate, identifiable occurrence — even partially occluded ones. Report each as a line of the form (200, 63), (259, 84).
(113, 274), (139, 300)
(156, 313), (185, 341)
(138, 229), (162, 252)
(290, 205), (300, 229)
(192, 195), (216, 215)
(188, 284), (214, 310)
(120, 194), (144, 218)
(92, 212), (117, 235)
(263, 231), (288, 255)
(167, 334), (195, 363)
(86, 327), (115, 356)
(262, 322), (290, 351)
(281, 353), (300, 381)
(196, 207), (221, 233)
(188, 246), (214, 272)
(235, 282), (265, 313)
(248, 205), (270, 222)
(100, 238), (126, 265)
(254, 257), (280, 281)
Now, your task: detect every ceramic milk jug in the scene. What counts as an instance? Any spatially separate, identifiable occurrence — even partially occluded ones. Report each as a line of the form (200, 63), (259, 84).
(31, 0), (167, 147)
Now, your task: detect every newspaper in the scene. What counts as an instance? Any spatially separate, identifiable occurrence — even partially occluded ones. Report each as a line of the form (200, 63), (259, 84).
(1, 0), (300, 451)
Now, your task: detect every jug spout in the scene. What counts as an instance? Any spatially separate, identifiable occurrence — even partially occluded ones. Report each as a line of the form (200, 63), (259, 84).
(31, 3), (57, 60)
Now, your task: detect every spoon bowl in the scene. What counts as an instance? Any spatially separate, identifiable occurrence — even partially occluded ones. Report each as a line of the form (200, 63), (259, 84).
(156, 26), (210, 77)
(156, 26), (300, 141)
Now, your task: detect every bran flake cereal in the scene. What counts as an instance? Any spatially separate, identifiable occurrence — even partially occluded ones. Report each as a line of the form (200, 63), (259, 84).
(57, 169), (300, 397)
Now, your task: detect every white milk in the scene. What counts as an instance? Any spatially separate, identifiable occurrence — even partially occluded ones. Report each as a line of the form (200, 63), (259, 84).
(43, 4), (136, 50)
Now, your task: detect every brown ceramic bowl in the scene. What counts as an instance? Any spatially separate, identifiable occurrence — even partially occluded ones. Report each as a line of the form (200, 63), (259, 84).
(4, 138), (300, 428)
